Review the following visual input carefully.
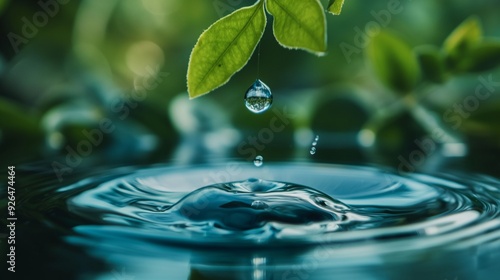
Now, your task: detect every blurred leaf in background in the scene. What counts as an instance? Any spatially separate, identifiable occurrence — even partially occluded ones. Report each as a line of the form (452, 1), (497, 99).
(415, 45), (447, 84)
(366, 31), (420, 94)
(443, 16), (483, 70)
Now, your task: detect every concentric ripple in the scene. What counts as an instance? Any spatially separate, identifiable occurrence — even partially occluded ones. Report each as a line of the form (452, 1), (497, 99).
(62, 163), (500, 248)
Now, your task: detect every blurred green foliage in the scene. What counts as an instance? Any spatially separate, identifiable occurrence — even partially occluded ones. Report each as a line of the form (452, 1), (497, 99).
(1, 0), (500, 176)
(366, 31), (420, 93)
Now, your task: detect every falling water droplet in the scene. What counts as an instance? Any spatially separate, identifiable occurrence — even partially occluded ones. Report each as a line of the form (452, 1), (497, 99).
(244, 79), (273, 113)
(254, 155), (263, 167)
(251, 200), (269, 210)
(310, 135), (319, 155)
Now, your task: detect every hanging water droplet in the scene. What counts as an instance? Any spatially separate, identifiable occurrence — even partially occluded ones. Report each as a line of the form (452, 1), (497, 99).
(251, 200), (269, 210)
(310, 147), (317, 155)
(254, 155), (263, 167)
(244, 79), (273, 113)
(314, 135), (319, 142)
(312, 141), (318, 146)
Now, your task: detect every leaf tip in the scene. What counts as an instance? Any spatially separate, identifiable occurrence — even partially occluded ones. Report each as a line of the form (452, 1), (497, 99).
(443, 15), (483, 53)
(313, 49), (328, 57)
(187, 83), (207, 99)
(327, 0), (345, 15)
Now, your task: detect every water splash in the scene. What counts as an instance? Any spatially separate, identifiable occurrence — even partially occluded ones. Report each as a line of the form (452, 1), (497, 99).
(310, 135), (319, 155)
(251, 200), (269, 210)
(15, 163), (500, 279)
(57, 163), (500, 247)
(17, 163), (500, 279)
(157, 178), (361, 232)
(244, 79), (272, 113)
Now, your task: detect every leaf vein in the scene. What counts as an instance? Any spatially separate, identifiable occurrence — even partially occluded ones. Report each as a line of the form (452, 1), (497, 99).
(194, 1), (264, 92)
(271, 0), (323, 47)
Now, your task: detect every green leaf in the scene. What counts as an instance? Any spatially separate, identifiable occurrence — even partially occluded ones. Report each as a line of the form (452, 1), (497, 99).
(187, 0), (266, 98)
(366, 32), (420, 93)
(327, 0), (345, 15)
(415, 45), (447, 83)
(266, 0), (327, 55)
(456, 41), (500, 73)
(443, 16), (482, 66)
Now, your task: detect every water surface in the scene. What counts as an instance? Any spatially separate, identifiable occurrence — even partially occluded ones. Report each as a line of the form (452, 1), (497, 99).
(16, 163), (500, 279)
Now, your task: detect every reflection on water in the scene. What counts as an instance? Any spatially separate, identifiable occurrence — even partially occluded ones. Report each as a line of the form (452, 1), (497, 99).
(15, 163), (500, 279)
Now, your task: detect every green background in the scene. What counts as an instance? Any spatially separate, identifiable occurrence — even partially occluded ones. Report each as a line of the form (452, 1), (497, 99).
(1, 0), (500, 176)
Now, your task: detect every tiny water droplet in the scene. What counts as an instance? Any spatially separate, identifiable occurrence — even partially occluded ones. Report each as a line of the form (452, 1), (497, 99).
(244, 79), (272, 113)
(254, 155), (263, 167)
(251, 200), (268, 210)
(310, 135), (319, 155)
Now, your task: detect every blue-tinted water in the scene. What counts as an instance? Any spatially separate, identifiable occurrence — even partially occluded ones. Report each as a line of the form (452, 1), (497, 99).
(15, 163), (500, 279)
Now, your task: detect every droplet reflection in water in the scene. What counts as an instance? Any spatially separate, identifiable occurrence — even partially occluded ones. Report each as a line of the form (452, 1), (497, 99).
(254, 155), (263, 167)
(244, 79), (272, 113)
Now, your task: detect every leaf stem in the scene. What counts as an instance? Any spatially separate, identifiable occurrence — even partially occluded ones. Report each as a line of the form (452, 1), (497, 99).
(257, 41), (261, 78)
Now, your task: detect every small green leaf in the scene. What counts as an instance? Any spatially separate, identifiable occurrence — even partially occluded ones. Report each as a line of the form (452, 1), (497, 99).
(415, 45), (447, 83)
(443, 16), (482, 66)
(266, 0), (327, 55)
(366, 32), (420, 93)
(187, 0), (266, 98)
(327, 0), (345, 15)
(456, 41), (500, 73)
